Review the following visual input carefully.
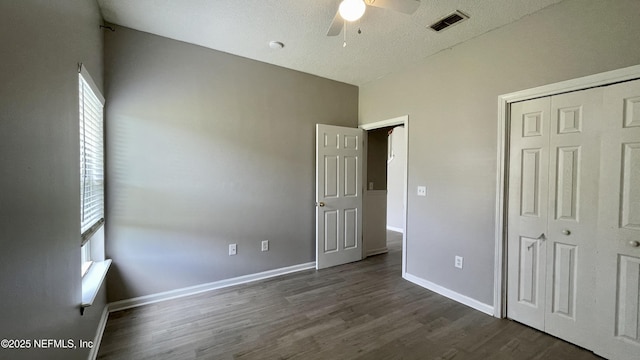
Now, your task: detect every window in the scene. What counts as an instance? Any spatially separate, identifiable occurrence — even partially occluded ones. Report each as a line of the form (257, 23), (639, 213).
(79, 64), (105, 276)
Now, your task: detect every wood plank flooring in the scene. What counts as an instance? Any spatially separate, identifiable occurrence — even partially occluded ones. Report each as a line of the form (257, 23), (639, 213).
(98, 231), (602, 359)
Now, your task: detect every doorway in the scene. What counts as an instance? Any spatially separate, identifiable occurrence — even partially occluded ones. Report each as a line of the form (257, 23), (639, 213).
(361, 116), (409, 273)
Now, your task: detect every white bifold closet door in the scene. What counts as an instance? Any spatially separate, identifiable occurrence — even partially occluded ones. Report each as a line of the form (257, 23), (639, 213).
(595, 80), (640, 360)
(507, 87), (603, 350)
(508, 79), (640, 360)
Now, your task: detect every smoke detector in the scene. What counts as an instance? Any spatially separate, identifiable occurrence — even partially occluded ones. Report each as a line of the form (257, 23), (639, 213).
(269, 41), (284, 49)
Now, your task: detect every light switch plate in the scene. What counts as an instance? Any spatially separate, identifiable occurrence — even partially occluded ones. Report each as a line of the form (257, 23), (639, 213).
(229, 244), (237, 256)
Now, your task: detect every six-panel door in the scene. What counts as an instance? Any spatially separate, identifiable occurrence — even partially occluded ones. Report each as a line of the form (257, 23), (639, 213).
(316, 124), (363, 270)
(596, 79), (640, 360)
(507, 88), (602, 351)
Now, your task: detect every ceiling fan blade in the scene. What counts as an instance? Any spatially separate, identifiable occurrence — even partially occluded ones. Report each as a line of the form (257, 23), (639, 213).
(366, 0), (420, 14)
(326, 10), (343, 36)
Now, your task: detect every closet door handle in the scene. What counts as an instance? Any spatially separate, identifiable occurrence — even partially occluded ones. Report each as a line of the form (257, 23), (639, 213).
(562, 229), (571, 236)
(527, 233), (546, 250)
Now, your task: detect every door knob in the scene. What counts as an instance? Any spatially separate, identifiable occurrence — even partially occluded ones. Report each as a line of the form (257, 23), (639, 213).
(630, 240), (640, 248)
(562, 229), (571, 236)
(316, 202), (325, 207)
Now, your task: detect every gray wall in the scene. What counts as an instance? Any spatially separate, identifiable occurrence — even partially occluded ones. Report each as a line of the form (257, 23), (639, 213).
(387, 126), (405, 230)
(366, 127), (389, 191)
(360, 0), (640, 306)
(0, 1), (106, 359)
(104, 26), (358, 301)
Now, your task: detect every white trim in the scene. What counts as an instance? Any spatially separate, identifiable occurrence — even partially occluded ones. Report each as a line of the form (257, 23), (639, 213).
(494, 64), (640, 318)
(82, 259), (112, 307)
(365, 189), (387, 195)
(359, 115), (407, 130)
(87, 306), (109, 360)
(404, 272), (494, 316)
(366, 247), (389, 257)
(359, 115), (409, 277)
(108, 262), (316, 312)
(78, 63), (105, 105)
(493, 94), (508, 318)
(386, 226), (404, 233)
(499, 65), (640, 104)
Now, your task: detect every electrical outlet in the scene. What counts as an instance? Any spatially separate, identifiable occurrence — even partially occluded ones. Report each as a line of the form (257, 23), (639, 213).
(455, 256), (463, 269)
(261, 240), (269, 252)
(229, 244), (237, 256)
(417, 186), (427, 196)
(368, 182), (374, 190)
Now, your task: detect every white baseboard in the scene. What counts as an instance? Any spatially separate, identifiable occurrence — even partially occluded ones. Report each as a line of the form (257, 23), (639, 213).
(366, 247), (389, 257)
(386, 226), (404, 233)
(88, 305), (109, 360)
(403, 272), (494, 316)
(108, 262), (316, 313)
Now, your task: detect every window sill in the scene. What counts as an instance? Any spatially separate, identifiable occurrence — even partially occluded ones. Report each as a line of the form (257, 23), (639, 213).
(81, 259), (112, 311)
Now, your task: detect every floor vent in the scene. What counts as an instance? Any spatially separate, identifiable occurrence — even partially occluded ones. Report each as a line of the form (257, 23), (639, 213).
(429, 10), (469, 32)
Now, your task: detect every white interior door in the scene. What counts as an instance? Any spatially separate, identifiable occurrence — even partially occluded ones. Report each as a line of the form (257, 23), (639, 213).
(596, 79), (640, 360)
(507, 97), (551, 331)
(544, 88), (602, 349)
(316, 124), (363, 270)
(507, 87), (602, 350)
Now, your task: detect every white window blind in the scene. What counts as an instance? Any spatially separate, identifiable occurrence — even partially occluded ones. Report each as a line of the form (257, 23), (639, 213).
(79, 66), (105, 242)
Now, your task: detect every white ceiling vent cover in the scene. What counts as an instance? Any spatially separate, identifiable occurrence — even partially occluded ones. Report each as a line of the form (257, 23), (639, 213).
(429, 10), (469, 32)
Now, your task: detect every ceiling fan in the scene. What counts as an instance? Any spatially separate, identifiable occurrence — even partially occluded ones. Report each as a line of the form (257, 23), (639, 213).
(326, 0), (420, 36)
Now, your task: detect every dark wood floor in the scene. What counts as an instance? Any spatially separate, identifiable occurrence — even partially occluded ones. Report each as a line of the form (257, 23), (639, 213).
(98, 231), (601, 359)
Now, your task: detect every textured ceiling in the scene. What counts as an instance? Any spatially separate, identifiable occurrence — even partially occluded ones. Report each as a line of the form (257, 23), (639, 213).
(97, 0), (563, 86)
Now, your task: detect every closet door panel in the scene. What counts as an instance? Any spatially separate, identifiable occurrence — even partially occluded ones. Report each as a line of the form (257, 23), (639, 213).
(596, 79), (640, 360)
(507, 97), (551, 331)
(543, 87), (603, 349)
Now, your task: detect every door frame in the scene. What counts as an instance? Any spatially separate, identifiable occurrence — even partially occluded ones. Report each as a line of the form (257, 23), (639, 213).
(360, 115), (409, 274)
(494, 64), (640, 318)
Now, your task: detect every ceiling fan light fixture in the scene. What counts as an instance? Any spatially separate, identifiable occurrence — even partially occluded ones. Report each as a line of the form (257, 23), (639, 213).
(339, 0), (366, 22)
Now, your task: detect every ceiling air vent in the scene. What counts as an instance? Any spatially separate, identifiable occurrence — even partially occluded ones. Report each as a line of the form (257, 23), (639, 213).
(429, 10), (469, 32)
